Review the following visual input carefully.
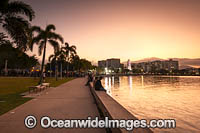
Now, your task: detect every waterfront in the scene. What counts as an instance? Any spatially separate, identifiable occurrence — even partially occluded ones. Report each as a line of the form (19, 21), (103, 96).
(102, 76), (200, 133)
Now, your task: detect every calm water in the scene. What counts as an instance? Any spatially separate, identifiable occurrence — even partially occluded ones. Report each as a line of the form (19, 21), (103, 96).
(102, 76), (200, 133)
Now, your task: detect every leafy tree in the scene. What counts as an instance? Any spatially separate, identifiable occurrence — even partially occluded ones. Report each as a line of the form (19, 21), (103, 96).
(30, 24), (63, 84)
(0, 32), (9, 45)
(0, 42), (38, 74)
(0, 0), (35, 51)
(79, 59), (93, 71)
(70, 55), (93, 72)
(70, 55), (81, 71)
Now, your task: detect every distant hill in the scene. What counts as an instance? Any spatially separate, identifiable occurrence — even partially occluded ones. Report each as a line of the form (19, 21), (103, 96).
(171, 58), (200, 69)
(131, 57), (164, 63)
(123, 57), (200, 69)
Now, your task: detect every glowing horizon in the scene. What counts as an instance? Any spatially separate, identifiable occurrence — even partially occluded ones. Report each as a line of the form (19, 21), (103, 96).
(21, 0), (200, 62)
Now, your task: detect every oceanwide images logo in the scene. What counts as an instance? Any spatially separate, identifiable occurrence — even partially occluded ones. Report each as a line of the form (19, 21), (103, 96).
(24, 115), (37, 129)
(24, 115), (176, 130)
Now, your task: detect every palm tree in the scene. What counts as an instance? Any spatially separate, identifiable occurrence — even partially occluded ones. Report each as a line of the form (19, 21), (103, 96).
(49, 48), (60, 81)
(62, 42), (76, 74)
(30, 24), (63, 84)
(49, 48), (66, 80)
(71, 55), (81, 71)
(0, 0), (35, 51)
(58, 49), (67, 79)
(0, 32), (9, 45)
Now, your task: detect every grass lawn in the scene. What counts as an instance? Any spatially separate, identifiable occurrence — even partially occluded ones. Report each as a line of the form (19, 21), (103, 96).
(0, 77), (73, 115)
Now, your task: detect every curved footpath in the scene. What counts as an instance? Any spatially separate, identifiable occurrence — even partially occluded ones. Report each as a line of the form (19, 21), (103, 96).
(0, 78), (105, 133)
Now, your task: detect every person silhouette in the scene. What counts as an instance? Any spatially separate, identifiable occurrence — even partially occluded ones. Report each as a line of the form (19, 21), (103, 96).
(95, 77), (106, 91)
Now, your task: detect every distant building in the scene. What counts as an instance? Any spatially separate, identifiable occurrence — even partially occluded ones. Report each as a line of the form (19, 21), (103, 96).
(106, 58), (120, 69)
(152, 60), (162, 71)
(98, 60), (107, 68)
(185, 68), (200, 75)
(131, 59), (179, 73)
(162, 59), (179, 71)
(98, 58), (121, 74)
(131, 63), (139, 70)
(120, 63), (124, 69)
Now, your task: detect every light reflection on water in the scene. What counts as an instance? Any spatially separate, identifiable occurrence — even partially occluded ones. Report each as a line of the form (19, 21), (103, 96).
(102, 76), (200, 133)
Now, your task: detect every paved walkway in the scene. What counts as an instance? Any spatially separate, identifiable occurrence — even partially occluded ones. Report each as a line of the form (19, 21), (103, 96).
(0, 78), (105, 133)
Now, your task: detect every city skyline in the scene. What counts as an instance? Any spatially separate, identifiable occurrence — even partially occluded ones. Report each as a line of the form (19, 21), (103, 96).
(98, 58), (179, 71)
(15, 0), (200, 62)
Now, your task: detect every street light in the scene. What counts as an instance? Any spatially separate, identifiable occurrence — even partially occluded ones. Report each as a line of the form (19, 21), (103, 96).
(105, 67), (108, 75)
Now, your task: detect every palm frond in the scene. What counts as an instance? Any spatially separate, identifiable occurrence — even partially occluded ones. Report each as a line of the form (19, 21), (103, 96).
(30, 26), (41, 33)
(48, 54), (55, 62)
(65, 42), (69, 47)
(45, 24), (56, 32)
(32, 32), (45, 44)
(71, 45), (76, 49)
(62, 43), (77, 57)
(27, 33), (34, 51)
(38, 40), (45, 56)
(69, 45), (77, 54)
(48, 32), (63, 43)
(26, 26), (40, 51)
(2, 16), (30, 51)
(0, 32), (8, 41)
(0, 32), (10, 45)
(7, 1), (35, 21)
(48, 39), (60, 52)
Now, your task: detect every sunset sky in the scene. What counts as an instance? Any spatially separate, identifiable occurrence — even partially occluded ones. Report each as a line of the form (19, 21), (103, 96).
(22, 0), (200, 62)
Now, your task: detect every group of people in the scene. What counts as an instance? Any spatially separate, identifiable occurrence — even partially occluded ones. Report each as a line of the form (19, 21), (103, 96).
(85, 73), (106, 91)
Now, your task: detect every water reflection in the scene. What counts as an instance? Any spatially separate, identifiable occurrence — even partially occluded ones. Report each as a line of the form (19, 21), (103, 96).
(141, 76), (144, 87)
(111, 77), (120, 88)
(104, 77), (108, 90)
(102, 76), (200, 133)
(128, 76), (133, 96)
(112, 76), (114, 86)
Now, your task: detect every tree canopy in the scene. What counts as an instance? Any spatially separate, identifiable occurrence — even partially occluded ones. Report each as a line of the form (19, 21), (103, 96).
(0, 41), (39, 72)
(0, 0), (35, 51)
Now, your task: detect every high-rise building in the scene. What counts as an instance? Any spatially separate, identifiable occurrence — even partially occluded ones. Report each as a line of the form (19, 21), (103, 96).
(98, 58), (121, 74)
(106, 58), (120, 69)
(131, 59), (179, 72)
(98, 60), (107, 68)
(163, 59), (179, 71)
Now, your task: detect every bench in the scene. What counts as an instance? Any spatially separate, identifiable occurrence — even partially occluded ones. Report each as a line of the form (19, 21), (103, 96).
(29, 85), (45, 93)
(29, 83), (50, 94)
(42, 83), (50, 88)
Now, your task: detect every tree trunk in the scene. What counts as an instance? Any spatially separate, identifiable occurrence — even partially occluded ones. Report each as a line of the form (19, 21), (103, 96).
(55, 60), (58, 81)
(39, 41), (46, 85)
(66, 53), (69, 77)
(67, 62), (69, 77)
(66, 60), (69, 77)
